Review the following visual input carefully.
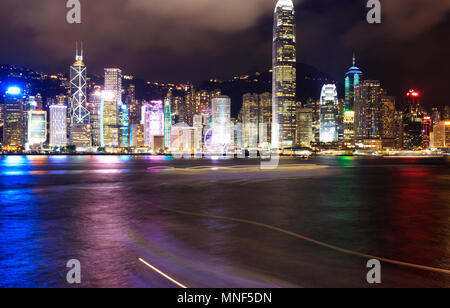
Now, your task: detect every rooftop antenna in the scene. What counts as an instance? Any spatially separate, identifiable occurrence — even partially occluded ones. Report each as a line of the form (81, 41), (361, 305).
(353, 52), (356, 66)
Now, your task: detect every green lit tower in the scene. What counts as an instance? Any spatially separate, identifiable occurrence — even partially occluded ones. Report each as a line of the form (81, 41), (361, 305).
(344, 53), (363, 112)
(343, 54), (363, 147)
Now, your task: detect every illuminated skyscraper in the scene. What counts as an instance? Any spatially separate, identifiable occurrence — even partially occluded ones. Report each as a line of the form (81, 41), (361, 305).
(258, 93), (272, 147)
(164, 96), (172, 149)
(104, 68), (122, 105)
(295, 108), (313, 147)
(380, 94), (397, 149)
(433, 121), (450, 148)
(243, 93), (259, 149)
(142, 101), (164, 148)
(193, 114), (203, 153)
(3, 86), (25, 148)
(127, 85), (141, 125)
(354, 81), (383, 142)
(345, 54), (363, 112)
(272, 0), (297, 149)
(130, 124), (145, 148)
(27, 110), (47, 148)
(88, 89), (102, 147)
(423, 116), (432, 149)
(70, 43), (91, 147)
(344, 54), (363, 146)
(211, 95), (231, 148)
(49, 105), (68, 147)
(403, 90), (424, 149)
(305, 98), (320, 143)
(101, 91), (119, 147)
(319, 84), (339, 143)
(118, 102), (129, 148)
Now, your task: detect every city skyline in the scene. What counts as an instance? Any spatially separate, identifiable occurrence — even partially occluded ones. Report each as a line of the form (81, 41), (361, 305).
(0, 0), (448, 291)
(0, 1), (449, 108)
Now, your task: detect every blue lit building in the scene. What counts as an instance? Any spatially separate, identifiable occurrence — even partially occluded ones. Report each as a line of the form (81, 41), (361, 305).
(344, 54), (363, 147)
(118, 102), (129, 148)
(345, 54), (363, 112)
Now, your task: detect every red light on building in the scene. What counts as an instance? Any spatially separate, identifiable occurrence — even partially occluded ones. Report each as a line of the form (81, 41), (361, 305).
(407, 90), (420, 97)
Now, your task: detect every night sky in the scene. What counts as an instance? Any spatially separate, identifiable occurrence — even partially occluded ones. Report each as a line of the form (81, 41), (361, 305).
(0, 0), (449, 107)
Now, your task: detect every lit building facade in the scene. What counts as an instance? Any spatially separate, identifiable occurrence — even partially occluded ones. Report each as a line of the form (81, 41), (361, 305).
(27, 110), (47, 147)
(70, 44), (91, 147)
(118, 102), (129, 148)
(344, 54), (363, 145)
(88, 89), (102, 147)
(272, 0), (297, 149)
(258, 92), (272, 147)
(104, 68), (122, 105)
(243, 93), (259, 149)
(193, 114), (203, 153)
(164, 97), (172, 149)
(295, 108), (313, 147)
(101, 91), (119, 147)
(354, 81), (382, 142)
(343, 111), (355, 148)
(142, 101), (164, 148)
(422, 116), (432, 149)
(130, 124), (145, 148)
(211, 95), (232, 149)
(380, 95), (397, 149)
(403, 90), (424, 149)
(49, 105), (68, 147)
(319, 84), (339, 143)
(305, 98), (321, 144)
(432, 121), (450, 148)
(3, 87), (25, 148)
(345, 54), (363, 112)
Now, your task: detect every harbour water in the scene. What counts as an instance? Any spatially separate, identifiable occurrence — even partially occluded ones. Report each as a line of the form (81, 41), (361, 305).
(0, 155), (448, 287)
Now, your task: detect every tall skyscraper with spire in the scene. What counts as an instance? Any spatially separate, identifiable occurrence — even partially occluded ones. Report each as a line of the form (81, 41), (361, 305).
(70, 42), (91, 147)
(272, 0), (297, 149)
(345, 53), (363, 112)
(343, 53), (363, 147)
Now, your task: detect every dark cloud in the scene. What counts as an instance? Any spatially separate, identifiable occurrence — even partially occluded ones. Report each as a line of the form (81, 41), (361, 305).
(0, 0), (448, 106)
